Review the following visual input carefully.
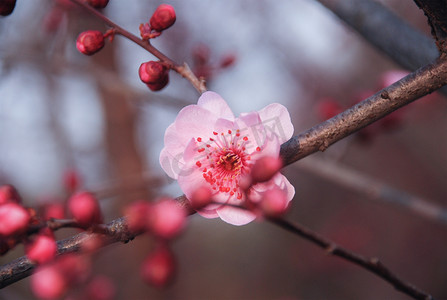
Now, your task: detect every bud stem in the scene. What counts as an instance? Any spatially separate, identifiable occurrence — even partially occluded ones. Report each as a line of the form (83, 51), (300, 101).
(69, 0), (207, 94)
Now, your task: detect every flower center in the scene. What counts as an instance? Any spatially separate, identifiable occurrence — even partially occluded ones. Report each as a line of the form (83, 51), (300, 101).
(194, 129), (260, 199)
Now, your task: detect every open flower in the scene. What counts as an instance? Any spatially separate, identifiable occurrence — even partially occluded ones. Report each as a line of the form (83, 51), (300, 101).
(159, 92), (295, 225)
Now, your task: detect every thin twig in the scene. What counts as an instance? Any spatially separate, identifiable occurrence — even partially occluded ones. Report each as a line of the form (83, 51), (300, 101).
(268, 217), (434, 300)
(69, 0), (207, 94)
(296, 157), (447, 225)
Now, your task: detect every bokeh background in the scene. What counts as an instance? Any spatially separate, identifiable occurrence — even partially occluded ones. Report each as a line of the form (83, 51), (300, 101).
(0, 0), (446, 299)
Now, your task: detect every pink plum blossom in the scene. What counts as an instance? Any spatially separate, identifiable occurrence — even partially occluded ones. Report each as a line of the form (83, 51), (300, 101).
(159, 91), (295, 225)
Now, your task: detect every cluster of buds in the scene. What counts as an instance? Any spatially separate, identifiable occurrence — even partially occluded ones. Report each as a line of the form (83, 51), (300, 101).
(191, 43), (236, 81)
(137, 4), (177, 91)
(124, 197), (186, 288)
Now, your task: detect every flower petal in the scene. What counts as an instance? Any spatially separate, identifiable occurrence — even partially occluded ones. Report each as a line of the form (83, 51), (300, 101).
(159, 147), (184, 179)
(197, 91), (235, 121)
(216, 205), (256, 226)
(175, 104), (220, 141)
(258, 103), (294, 143)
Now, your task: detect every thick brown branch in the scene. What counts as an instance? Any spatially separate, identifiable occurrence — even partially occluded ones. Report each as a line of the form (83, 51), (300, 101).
(280, 57), (447, 165)
(269, 217), (434, 300)
(0, 217), (135, 289)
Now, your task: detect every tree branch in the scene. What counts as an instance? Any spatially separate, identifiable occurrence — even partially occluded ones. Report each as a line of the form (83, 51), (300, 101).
(280, 57), (447, 165)
(1, 57), (447, 292)
(268, 217), (434, 300)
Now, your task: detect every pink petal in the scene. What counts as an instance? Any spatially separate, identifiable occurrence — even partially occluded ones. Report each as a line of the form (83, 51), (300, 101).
(159, 147), (184, 179)
(216, 205), (256, 226)
(258, 103), (294, 144)
(235, 112), (265, 153)
(175, 105), (219, 141)
(197, 91), (235, 121)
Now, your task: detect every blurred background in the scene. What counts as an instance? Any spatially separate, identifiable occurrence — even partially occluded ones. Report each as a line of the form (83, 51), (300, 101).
(0, 0), (446, 299)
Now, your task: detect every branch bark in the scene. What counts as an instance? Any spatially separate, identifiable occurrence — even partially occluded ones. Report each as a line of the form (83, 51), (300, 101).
(269, 217), (434, 300)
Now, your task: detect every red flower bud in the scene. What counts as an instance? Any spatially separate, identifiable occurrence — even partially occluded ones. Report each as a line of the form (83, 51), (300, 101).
(86, 0), (109, 9)
(260, 188), (289, 217)
(31, 264), (67, 300)
(124, 200), (151, 233)
(26, 232), (57, 264)
(139, 61), (168, 83)
(251, 156), (283, 183)
(67, 191), (102, 228)
(76, 30), (105, 56)
(86, 275), (116, 300)
(146, 75), (169, 91)
(189, 186), (212, 209)
(42, 202), (65, 220)
(148, 198), (186, 239)
(63, 169), (81, 194)
(150, 4), (176, 32)
(0, 0), (16, 16)
(0, 202), (31, 237)
(141, 245), (176, 288)
(0, 184), (21, 204)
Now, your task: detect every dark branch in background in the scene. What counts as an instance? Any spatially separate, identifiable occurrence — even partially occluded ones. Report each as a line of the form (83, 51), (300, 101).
(280, 57), (447, 165)
(70, 0), (207, 94)
(296, 157), (447, 224)
(315, 0), (438, 70)
(413, 0), (447, 51)
(269, 217), (433, 300)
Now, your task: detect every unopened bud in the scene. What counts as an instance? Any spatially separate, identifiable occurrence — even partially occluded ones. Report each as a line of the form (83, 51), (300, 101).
(0, 0), (16, 16)
(86, 275), (116, 300)
(141, 245), (176, 288)
(124, 200), (151, 233)
(67, 191), (102, 228)
(76, 30), (105, 56)
(150, 4), (176, 32)
(86, 0), (109, 9)
(0, 202), (31, 237)
(139, 61), (168, 83)
(31, 264), (67, 300)
(260, 189), (289, 217)
(63, 169), (81, 194)
(149, 198), (186, 239)
(26, 232), (57, 264)
(0, 184), (21, 204)
(189, 186), (212, 209)
(251, 156), (283, 183)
